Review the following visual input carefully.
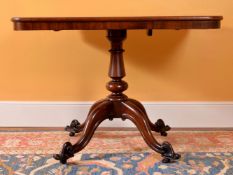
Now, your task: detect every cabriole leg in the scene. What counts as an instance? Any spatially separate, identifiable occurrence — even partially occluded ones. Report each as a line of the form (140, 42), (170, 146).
(128, 99), (171, 136)
(65, 99), (107, 136)
(122, 101), (180, 163)
(54, 100), (111, 164)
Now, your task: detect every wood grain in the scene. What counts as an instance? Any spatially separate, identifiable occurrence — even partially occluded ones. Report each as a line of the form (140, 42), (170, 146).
(12, 16), (223, 30)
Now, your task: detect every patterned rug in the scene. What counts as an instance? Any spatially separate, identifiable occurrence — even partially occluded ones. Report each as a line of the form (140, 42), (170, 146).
(0, 130), (233, 175)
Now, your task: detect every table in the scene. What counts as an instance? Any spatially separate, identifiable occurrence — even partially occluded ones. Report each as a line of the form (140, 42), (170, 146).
(12, 16), (223, 164)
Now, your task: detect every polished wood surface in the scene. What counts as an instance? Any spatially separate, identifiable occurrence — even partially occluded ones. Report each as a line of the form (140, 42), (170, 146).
(12, 16), (222, 164)
(55, 29), (180, 164)
(12, 16), (222, 30)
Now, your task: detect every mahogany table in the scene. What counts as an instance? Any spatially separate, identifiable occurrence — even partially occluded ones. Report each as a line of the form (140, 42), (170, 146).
(12, 16), (223, 164)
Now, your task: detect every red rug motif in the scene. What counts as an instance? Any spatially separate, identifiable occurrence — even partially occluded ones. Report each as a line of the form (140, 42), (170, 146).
(0, 131), (232, 175)
(0, 131), (232, 154)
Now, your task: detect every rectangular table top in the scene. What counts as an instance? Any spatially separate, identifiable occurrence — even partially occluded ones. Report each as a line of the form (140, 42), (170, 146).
(12, 16), (223, 31)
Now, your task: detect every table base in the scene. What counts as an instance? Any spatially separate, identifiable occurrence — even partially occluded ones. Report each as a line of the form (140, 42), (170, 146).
(53, 29), (180, 164)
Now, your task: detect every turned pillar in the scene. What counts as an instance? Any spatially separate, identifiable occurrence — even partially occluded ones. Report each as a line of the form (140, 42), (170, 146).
(106, 30), (128, 101)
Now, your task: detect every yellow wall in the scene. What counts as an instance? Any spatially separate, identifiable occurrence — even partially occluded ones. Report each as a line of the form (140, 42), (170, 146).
(0, 0), (233, 101)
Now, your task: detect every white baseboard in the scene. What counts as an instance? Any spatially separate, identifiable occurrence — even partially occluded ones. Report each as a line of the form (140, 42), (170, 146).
(0, 101), (233, 127)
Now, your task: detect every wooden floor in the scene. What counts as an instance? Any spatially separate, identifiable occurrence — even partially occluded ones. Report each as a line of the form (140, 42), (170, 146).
(0, 127), (232, 132)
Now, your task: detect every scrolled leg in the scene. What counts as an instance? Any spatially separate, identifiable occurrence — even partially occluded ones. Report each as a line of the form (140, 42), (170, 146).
(65, 99), (107, 136)
(154, 119), (171, 136)
(161, 141), (181, 163)
(65, 120), (82, 136)
(128, 99), (171, 136)
(122, 101), (180, 163)
(53, 142), (74, 164)
(54, 100), (111, 164)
